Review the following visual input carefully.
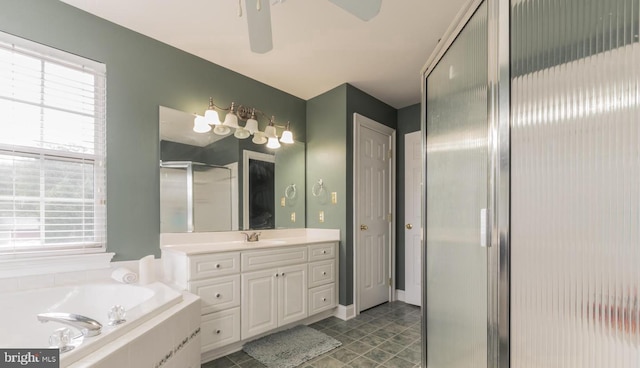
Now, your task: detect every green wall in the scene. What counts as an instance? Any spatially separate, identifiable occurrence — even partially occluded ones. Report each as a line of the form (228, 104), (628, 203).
(306, 85), (348, 303)
(307, 84), (398, 306)
(395, 103), (421, 290)
(0, 0), (306, 261)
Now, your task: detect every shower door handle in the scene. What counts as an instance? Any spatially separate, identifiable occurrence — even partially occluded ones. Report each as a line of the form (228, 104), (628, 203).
(360, 224), (368, 231)
(480, 208), (488, 247)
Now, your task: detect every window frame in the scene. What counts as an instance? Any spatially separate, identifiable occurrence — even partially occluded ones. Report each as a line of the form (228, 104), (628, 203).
(0, 31), (106, 258)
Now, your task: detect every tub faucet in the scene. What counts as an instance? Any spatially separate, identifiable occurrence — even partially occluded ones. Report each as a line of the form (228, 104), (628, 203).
(37, 312), (102, 337)
(241, 232), (261, 242)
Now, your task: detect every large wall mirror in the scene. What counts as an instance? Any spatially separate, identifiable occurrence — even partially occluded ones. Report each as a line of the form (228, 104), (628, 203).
(159, 106), (305, 232)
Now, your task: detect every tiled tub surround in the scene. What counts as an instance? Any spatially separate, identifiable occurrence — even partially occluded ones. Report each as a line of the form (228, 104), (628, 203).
(161, 229), (340, 364)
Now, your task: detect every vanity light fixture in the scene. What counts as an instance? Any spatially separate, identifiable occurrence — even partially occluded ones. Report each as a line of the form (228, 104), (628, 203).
(193, 97), (294, 149)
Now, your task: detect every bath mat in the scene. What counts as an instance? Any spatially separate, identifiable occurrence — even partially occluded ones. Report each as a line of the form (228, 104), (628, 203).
(243, 325), (341, 368)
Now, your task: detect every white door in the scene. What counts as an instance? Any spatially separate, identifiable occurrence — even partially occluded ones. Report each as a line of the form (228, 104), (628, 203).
(278, 264), (308, 325)
(241, 269), (278, 339)
(355, 113), (394, 312)
(404, 131), (422, 306)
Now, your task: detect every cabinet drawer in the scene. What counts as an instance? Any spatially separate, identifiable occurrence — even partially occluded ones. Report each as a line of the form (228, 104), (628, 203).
(308, 260), (336, 288)
(189, 275), (240, 314)
(308, 284), (336, 315)
(242, 246), (307, 272)
(201, 308), (240, 351)
(189, 252), (240, 280)
(308, 243), (336, 262)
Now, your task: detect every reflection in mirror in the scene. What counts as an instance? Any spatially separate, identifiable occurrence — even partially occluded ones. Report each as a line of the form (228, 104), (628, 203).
(159, 106), (305, 232)
(160, 161), (233, 232)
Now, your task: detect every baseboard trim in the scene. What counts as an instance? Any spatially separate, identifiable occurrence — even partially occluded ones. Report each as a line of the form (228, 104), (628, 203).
(334, 304), (356, 321)
(395, 289), (406, 302)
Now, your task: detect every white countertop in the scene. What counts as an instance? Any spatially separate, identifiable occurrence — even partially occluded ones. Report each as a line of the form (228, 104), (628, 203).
(160, 228), (340, 255)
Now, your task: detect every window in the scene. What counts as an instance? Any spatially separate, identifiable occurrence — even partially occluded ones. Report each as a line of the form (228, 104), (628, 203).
(0, 32), (106, 256)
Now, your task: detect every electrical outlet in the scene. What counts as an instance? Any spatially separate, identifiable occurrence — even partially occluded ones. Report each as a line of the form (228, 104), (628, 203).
(331, 192), (337, 204)
(280, 197), (286, 207)
(319, 210), (325, 223)
(290, 212), (296, 222)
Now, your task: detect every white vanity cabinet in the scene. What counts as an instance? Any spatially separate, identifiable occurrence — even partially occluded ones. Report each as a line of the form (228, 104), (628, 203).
(162, 235), (338, 359)
(241, 251), (308, 339)
(178, 252), (242, 352)
(241, 263), (308, 338)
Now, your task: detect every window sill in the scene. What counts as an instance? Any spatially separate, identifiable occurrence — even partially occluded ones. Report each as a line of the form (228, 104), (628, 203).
(0, 252), (115, 278)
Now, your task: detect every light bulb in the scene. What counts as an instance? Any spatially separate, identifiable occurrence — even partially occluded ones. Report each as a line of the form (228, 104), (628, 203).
(205, 109), (221, 125)
(280, 130), (294, 144)
(252, 132), (267, 144)
(245, 118), (259, 134)
(213, 125), (231, 136)
(193, 115), (211, 133)
(267, 137), (281, 149)
(234, 127), (250, 139)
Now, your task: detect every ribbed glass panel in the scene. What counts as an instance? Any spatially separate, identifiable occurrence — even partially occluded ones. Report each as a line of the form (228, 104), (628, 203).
(511, 0), (640, 366)
(425, 2), (488, 367)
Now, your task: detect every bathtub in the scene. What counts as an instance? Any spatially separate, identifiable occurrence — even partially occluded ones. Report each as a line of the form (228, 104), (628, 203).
(0, 281), (183, 366)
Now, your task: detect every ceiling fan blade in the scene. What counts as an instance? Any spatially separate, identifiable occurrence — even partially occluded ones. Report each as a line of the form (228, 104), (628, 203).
(327, 0), (382, 21)
(245, 0), (273, 53)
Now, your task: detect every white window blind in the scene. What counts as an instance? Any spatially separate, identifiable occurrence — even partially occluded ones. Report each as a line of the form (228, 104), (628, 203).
(0, 32), (106, 256)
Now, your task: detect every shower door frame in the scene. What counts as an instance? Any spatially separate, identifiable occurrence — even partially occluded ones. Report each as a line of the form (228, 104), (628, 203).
(420, 0), (510, 367)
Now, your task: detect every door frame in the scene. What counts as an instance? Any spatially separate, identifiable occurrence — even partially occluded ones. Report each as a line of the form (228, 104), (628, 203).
(242, 150), (275, 230)
(352, 112), (396, 315)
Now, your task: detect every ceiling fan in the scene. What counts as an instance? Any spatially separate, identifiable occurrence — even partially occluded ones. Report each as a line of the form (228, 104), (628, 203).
(239, 0), (383, 53)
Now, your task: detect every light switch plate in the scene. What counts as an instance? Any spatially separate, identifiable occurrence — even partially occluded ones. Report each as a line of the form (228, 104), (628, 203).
(331, 192), (337, 204)
(319, 210), (325, 223)
(290, 212), (296, 222)
(280, 197), (286, 207)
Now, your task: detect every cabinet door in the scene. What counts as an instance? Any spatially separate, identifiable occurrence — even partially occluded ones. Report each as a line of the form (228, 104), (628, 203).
(241, 269), (278, 339)
(278, 264), (308, 326)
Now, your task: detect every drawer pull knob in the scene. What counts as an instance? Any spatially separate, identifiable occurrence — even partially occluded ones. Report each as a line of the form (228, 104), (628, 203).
(275, 273), (279, 278)
(215, 293), (221, 298)
(322, 272), (327, 276)
(322, 250), (327, 254)
(322, 297), (327, 302)
(215, 264), (221, 269)
(216, 329), (221, 334)
(281, 272), (285, 276)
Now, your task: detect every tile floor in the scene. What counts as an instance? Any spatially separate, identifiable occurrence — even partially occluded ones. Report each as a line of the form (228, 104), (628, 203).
(202, 301), (422, 368)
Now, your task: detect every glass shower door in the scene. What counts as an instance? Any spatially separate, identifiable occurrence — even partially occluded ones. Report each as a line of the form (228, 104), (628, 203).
(425, 2), (489, 367)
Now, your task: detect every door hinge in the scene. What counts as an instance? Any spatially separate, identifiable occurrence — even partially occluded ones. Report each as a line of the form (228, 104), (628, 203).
(387, 213), (392, 222)
(388, 277), (392, 287)
(388, 149), (392, 159)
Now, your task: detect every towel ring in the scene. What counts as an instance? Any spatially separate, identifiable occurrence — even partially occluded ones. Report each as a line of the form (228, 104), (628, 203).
(285, 184), (297, 199)
(312, 179), (325, 197)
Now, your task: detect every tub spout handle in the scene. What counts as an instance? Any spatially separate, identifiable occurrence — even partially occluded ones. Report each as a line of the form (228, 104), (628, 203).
(37, 312), (102, 337)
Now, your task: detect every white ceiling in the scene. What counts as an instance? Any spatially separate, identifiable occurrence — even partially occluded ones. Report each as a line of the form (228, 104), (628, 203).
(60, 0), (468, 109)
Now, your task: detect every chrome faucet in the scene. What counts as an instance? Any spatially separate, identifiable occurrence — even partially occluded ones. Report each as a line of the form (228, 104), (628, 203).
(241, 232), (261, 242)
(37, 312), (102, 337)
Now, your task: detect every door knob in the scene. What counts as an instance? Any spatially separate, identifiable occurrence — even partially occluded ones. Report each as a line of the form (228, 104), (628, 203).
(360, 224), (368, 231)
(406, 223), (413, 230)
